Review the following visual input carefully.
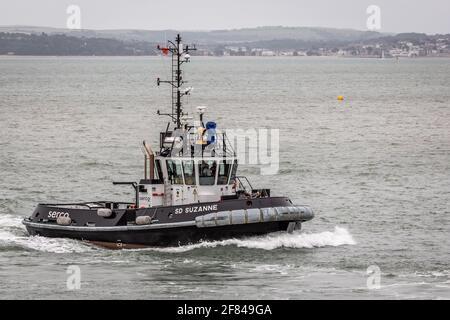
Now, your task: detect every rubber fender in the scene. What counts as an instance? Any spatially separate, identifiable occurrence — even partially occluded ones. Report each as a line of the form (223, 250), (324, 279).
(136, 215), (152, 225)
(195, 206), (314, 228)
(246, 208), (263, 223)
(56, 216), (72, 226)
(97, 208), (112, 217)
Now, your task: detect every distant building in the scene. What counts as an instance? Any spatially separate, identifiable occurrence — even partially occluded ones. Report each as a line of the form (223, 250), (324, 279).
(261, 50), (276, 56)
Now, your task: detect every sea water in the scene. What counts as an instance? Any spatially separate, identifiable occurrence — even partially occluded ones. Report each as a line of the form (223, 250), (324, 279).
(0, 56), (449, 299)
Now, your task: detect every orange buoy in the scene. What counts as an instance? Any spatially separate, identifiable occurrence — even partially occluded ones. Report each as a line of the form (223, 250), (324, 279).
(337, 95), (344, 101)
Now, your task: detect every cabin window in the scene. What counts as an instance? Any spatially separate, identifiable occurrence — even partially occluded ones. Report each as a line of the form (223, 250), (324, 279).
(229, 160), (238, 185)
(155, 159), (164, 182)
(182, 160), (196, 185)
(166, 160), (184, 184)
(198, 160), (217, 185)
(218, 160), (232, 185)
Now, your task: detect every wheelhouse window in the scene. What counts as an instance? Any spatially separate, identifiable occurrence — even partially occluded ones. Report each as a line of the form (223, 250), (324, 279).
(166, 160), (184, 184)
(155, 159), (164, 183)
(218, 160), (232, 185)
(182, 160), (196, 185)
(198, 160), (217, 185)
(229, 160), (238, 185)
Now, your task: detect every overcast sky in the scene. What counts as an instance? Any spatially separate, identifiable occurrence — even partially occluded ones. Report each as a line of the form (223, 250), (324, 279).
(1, 0), (449, 34)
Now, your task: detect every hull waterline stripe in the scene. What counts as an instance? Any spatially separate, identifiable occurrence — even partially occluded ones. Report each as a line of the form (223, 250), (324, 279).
(22, 219), (196, 232)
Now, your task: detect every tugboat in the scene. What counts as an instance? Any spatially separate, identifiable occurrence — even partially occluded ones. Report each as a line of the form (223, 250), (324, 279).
(23, 34), (314, 248)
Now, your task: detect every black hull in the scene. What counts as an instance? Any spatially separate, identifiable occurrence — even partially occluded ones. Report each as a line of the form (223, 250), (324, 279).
(23, 197), (313, 248)
(25, 221), (291, 248)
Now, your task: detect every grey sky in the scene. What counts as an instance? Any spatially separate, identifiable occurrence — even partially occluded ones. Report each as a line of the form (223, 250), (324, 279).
(0, 0), (449, 34)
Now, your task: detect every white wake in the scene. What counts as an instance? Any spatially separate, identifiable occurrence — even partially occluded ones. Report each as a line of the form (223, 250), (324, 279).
(0, 214), (93, 253)
(149, 226), (357, 253)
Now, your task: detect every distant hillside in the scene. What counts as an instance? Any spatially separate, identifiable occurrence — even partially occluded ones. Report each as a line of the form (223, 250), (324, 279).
(0, 32), (157, 55)
(0, 25), (385, 44)
(223, 38), (359, 51)
(365, 32), (445, 45)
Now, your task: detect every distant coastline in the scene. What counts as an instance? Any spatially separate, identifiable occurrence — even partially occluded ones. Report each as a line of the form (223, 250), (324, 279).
(1, 26), (449, 58)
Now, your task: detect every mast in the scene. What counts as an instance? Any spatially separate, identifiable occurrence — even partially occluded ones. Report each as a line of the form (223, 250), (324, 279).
(157, 34), (196, 129)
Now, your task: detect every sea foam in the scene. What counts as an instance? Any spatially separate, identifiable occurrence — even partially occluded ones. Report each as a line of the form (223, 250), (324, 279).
(0, 214), (93, 253)
(149, 226), (356, 253)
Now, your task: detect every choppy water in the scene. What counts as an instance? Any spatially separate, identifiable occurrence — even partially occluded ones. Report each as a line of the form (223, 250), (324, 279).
(0, 56), (449, 299)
